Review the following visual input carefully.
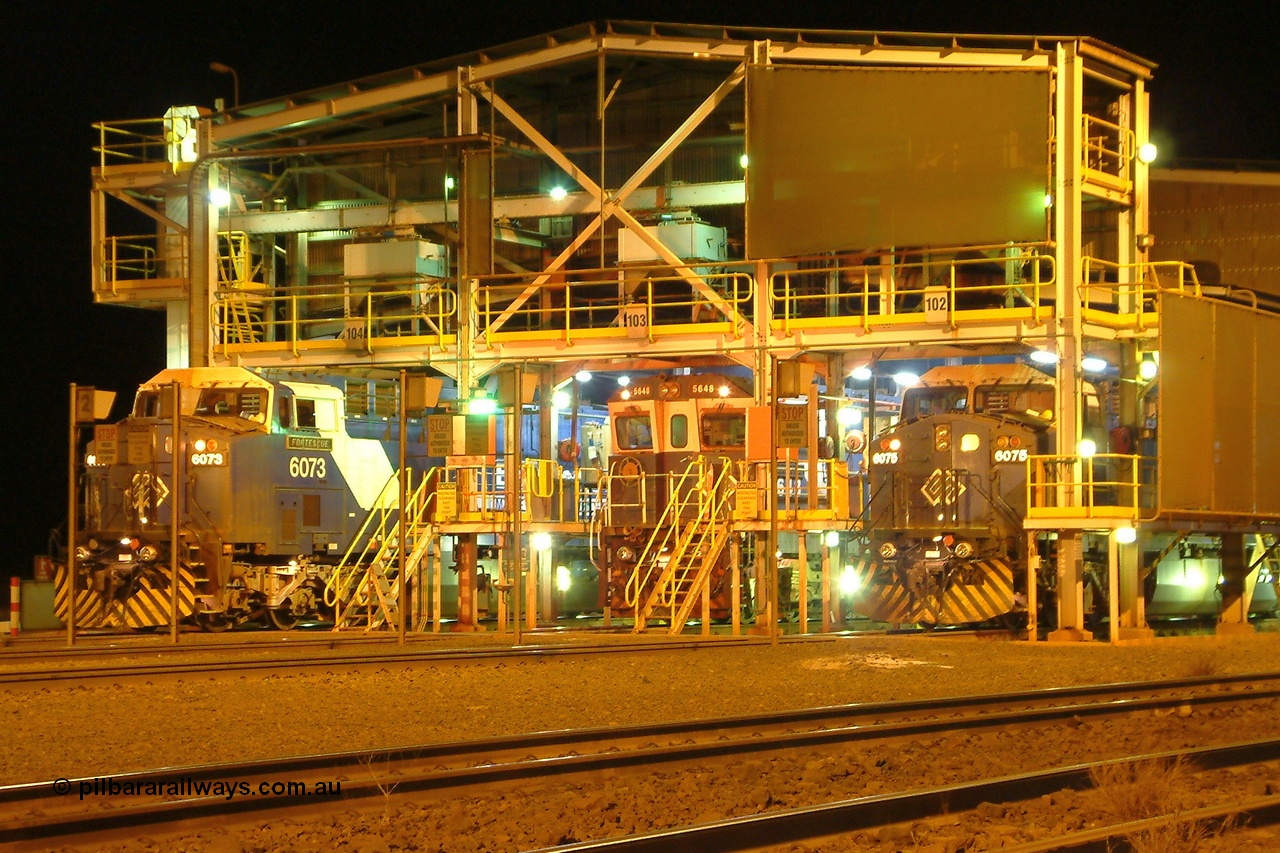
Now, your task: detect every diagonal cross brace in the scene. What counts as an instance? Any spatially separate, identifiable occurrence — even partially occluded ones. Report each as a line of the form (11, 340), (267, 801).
(472, 64), (751, 338)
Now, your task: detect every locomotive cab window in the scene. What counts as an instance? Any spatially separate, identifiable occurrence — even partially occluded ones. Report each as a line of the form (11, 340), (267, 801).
(295, 399), (317, 430)
(701, 412), (746, 449)
(902, 388), (968, 420)
(133, 391), (161, 418)
(616, 415), (653, 449)
(670, 414), (689, 449)
(975, 384), (1055, 420)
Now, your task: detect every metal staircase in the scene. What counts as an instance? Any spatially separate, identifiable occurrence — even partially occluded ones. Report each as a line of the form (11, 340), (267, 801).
(217, 231), (268, 344)
(326, 469), (437, 630)
(628, 457), (735, 634)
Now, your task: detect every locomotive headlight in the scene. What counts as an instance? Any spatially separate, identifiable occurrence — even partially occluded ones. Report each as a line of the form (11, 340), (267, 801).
(75, 546), (91, 561)
(888, 438), (901, 452)
(960, 433), (981, 452)
(555, 565), (572, 592)
(953, 541), (975, 558)
(934, 425), (951, 451)
(877, 541), (898, 559)
(137, 545), (159, 561)
(193, 439), (207, 452)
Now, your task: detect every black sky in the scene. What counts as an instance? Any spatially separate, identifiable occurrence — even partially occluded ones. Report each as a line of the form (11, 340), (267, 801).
(5, 1), (1275, 569)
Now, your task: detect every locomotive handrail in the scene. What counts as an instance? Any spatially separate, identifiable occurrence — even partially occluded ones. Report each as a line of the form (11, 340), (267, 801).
(325, 471), (403, 608)
(769, 241), (1054, 336)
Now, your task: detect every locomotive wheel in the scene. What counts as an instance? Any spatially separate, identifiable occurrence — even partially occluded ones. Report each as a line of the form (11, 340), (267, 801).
(267, 608), (300, 630)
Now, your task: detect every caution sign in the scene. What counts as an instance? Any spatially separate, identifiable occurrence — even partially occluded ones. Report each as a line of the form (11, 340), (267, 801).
(776, 403), (807, 449)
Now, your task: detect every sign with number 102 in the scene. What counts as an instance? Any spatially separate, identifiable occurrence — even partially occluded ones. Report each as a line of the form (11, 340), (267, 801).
(923, 286), (949, 324)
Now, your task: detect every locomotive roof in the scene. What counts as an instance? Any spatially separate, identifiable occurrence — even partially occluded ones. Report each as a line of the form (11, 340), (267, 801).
(142, 366), (274, 390)
(917, 364), (1053, 387)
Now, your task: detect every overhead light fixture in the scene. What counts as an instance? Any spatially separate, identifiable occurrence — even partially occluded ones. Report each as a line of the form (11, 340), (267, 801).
(851, 366), (873, 381)
(1043, 193), (1054, 208)
(466, 390), (497, 415)
(1139, 358), (1158, 381)
(575, 370), (592, 382)
(836, 406), (861, 428)
(739, 153), (749, 169)
(209, 187), (232, 208)
(1081, 357), (1109, 373)
(617, 375), (631, 387)
(549, 186), (568, 201)
(1136, 142), (1158, 164)
(552, 390), (571, 409)
(531, 531), (553, 552)
(823, 531), (840, 548)
(1114, 526), (1138, 544)
(892, 372), (920, 387)
(1030, 350), (1058, 365)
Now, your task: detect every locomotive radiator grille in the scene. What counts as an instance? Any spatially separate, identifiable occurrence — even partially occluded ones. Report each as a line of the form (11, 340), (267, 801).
(849, 555), (1016, 625)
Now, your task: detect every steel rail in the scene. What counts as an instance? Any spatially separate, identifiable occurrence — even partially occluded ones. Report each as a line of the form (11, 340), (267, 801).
(0, 636), (764, 686)
(528, 739), (1280, 852)
(4, 676), (1280, 846)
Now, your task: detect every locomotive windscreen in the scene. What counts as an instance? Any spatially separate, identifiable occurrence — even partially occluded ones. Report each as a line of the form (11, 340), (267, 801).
(701, 412), (746, 449)
(616, 415), (653, 449)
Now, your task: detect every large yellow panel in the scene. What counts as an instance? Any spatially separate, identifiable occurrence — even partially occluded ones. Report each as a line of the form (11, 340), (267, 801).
(1159, 297), (1215, 511)
(1160, 295), (1280, 516)
(745, 66), (1051, 259)
(1213, 307), (1254, 513)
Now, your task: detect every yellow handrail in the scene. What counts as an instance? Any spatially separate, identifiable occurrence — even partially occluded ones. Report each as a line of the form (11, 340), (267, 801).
(1026, 453), (1155, 520)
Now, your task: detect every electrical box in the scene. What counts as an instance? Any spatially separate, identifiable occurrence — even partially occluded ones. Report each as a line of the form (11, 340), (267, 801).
(344, 240), (447, 281)
(617, 220), (727, 264)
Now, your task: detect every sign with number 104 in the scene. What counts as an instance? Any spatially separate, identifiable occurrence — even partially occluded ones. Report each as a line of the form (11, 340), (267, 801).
(923, 286), (949, 324)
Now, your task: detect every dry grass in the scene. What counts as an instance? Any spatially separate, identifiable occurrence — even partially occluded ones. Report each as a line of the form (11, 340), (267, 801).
(1182, 652), (1226, 678)
(1089, 757), (1238, 853)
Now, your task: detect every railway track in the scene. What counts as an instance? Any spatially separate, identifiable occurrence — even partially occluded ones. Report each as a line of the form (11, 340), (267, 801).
(5, 674), (1280, 850)
(0, 634), (767, 687)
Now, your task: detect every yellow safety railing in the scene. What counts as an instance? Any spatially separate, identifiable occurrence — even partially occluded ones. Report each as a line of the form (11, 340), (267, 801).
(212, 281), (458, 355)
(624, 457), (712, 609)
(1082, 114), (1135, 189)
(1026, 453), (1156, 520)
(92, 119), (170, 169)
(770, 242), (1055, 334)
(96, 233), (188, 296)
(1079, 258), (1205, 331)
(735, 456), (854, 518)
(475, 265), (753, 346)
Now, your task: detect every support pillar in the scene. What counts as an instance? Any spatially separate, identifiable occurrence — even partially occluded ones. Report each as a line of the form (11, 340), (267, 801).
(1114, 533), (1153, 641)
(451, 534), (483, 632)
(1048, 531), (1093, 642)
(1218, 533), (1256, 636)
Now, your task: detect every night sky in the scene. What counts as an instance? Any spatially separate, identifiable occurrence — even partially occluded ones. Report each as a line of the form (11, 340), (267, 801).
(5, 2), (1275, 570)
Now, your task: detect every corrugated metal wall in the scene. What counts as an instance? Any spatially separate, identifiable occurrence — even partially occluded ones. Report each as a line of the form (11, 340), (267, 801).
(1151, 174), (1280, 296)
